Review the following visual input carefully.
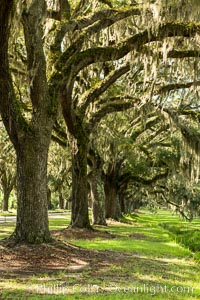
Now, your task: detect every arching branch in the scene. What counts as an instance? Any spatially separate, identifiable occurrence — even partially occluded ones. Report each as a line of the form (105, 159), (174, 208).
(87, 97), (138, 129)
(167, 49), (200, 59)
(60, 22), (200, 82)
(157, 81), (200, 95)
(52, 6), (141, 52)
(80, 64), (131, 113)
(119, 169), (169, 187)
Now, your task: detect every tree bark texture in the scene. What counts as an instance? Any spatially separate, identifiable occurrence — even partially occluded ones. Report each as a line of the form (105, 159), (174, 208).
(104, 177), (121, 220)
(89, 168), (107, 225)
(14, 135), (51, 243)
(70, 136), (91, 228)
(88, 148), (107, 225)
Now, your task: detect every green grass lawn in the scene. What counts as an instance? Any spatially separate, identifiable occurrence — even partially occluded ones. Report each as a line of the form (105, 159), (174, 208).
(0, 209), (199, 300)
(0, 211), (16, 216)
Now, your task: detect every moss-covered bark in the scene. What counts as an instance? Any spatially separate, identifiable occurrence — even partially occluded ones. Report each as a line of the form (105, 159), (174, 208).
(104, 161), (122, 220)
(104, 178), (121, 220)
(67, 116), (91, 228)
(90, 172), (107, 225)
(88, 149), (107, 226)
(70, 135), (91, 228)
(13, 134), (52, 244)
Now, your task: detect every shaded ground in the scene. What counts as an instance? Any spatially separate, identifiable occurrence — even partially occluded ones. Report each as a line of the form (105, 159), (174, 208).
(0, 229), (131, 277)
(52, 227), (117, 240)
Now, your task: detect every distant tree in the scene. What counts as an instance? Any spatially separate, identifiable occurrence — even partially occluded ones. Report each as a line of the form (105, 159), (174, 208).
(0, 126), (16, 211)
(48, 140), (71, 210)
(93, 110), (170, 219)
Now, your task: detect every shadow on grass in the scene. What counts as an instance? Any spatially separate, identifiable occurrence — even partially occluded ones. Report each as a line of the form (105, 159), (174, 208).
(0, 236), (199, 300)
(0, 210), (199, 300)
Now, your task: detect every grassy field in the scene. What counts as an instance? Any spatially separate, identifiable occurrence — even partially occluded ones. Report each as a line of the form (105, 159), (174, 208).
(0, 209), (199, 299)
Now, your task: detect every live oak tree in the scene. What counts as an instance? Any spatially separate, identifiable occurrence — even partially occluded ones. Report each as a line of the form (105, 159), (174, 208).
(0, 0), (58, 243)
(52, 105), (200, 220)
(49, 0), (200, 228)
(93, 109), (170, 219)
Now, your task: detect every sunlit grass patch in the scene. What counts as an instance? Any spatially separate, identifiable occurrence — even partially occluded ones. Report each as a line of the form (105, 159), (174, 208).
(0, 224), (15, 240)
(0, 211), (16, 217)
(159, 219), (200, 258)
(0, 214), (71, 239)
(72, 237), (191, 258)
(49, 216), (70, 230)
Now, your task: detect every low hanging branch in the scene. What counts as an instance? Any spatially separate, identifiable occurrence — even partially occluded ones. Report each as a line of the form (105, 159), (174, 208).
(167, 49), (200, 59)
(80, 64), (131, 113)
(57, 21), (200, 91)
(51, 134), (68, 147)
(52, 6), (141, 53)
(87, 97), (139, 129)
(129, 115), (160, 142)
(156, 81), (200, 95)
(79, 23), (198, 69)
(161, 192), (192, 221)
(141, 46), (200, 59)
(119, 169), (169, 187)
(163, 108), (200, 156)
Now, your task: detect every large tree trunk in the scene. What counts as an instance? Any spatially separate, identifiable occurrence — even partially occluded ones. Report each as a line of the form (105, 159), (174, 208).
(70, 137), (91, 228)
(89, 168), (107, 226)
(13, 136), (51, 244)
(88, 148), (107, 225)
(104, 178), (121, 220)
